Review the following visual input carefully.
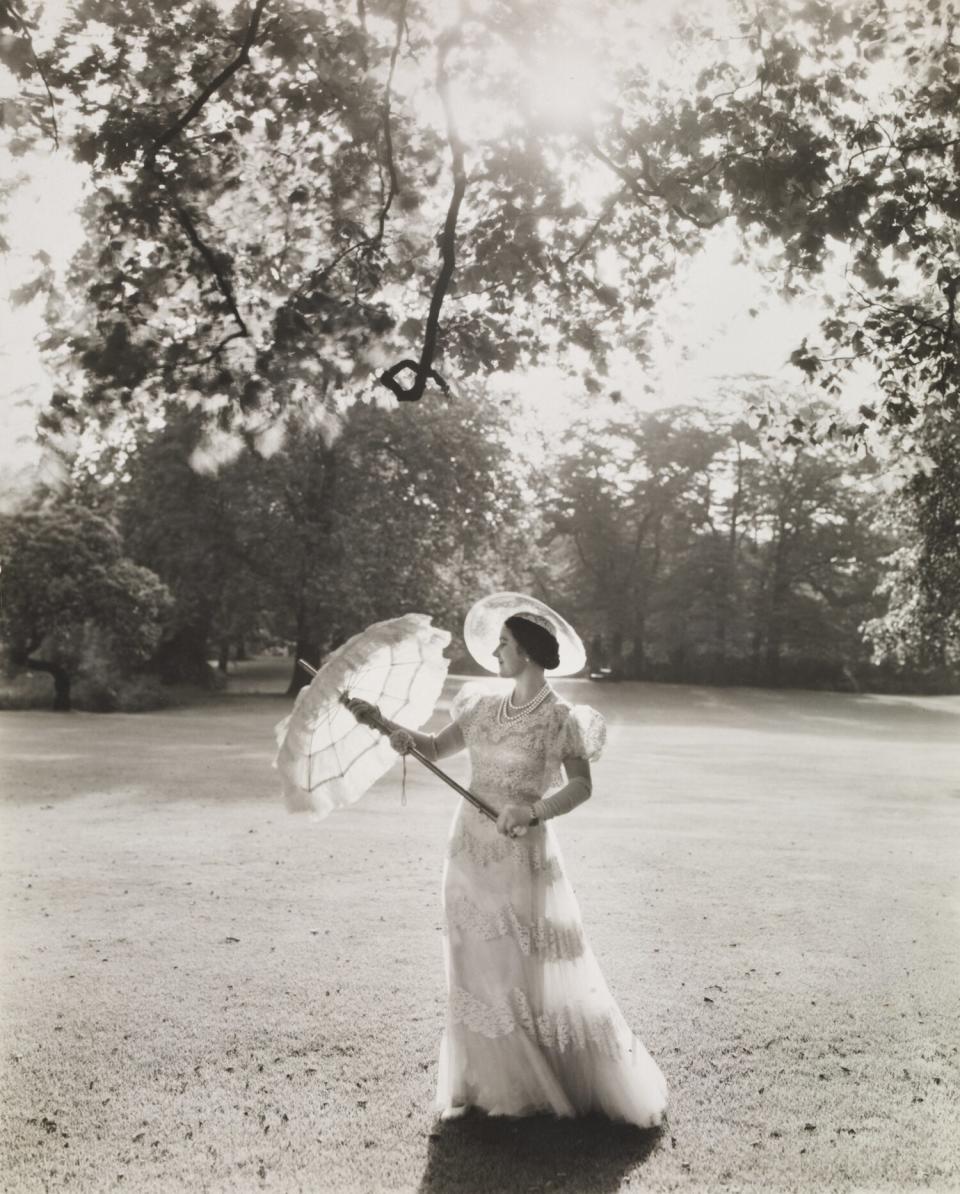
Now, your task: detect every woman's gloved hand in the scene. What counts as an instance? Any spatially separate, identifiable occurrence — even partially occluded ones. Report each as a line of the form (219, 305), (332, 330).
(496, 803), (534, 838)
(388, 729), (415, 756)
(343, 697), (382, 728)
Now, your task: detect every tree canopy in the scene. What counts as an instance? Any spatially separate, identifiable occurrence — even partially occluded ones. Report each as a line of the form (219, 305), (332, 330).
(51, 389), (524, 689)
(1, 0), (956, 444)
(543, 399), (888, 686)
(2, 0), (958, 695)
(0, 503), (171, 708)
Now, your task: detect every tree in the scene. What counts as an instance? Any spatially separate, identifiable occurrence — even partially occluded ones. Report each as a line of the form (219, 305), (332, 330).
(246, 391), (526, 691)
(2, 0), (951, 431)
(0, 504), (171, 709)
(61, 389), (524, 689)
(543, 397), (891, 687)
(7, 0), (649, 438)
(109, 412), (271, 683)
(5, 0), (960, 633)
(863, 419), (960, 673)
(329, 394), (524, 626)
(544, 408), (722, 678)
(731, 408), (886, 686)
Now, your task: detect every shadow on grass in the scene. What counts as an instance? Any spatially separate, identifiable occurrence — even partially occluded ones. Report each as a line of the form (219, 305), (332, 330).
(417, 1110), (662, 1194)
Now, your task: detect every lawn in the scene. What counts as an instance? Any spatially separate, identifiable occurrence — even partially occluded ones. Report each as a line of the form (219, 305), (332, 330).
(2, 665), (959, 1193)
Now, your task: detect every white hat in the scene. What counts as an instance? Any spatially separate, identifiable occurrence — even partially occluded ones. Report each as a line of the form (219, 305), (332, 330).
(463, 592), (587, 677)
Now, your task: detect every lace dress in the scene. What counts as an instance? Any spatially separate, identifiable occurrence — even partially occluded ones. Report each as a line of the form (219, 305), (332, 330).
(436, 684), (668, 1127)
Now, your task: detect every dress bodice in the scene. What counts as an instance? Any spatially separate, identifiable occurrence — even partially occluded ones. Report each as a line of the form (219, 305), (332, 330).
(451, 685), (606, 810)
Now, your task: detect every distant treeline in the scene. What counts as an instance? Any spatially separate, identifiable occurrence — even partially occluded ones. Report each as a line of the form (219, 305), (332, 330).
(539, 404), (934, 693)
(1, 392), (957, 710)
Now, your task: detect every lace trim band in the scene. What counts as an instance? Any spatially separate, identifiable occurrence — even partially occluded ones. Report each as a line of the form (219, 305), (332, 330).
(447, 823), (562, 880)
(446, 895), (585, 961)
(449, 985), (623, 1059)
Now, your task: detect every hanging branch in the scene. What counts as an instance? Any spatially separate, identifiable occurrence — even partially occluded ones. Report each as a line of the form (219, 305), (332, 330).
(379, 19), (466, 402)
(561, 186), (628, 266)
(1, 0), (59, 148)
(372, 0), (407, 248)
(587, 138), (726, 231)
(142, 0), (268, 342)
(144, 0), (269, 172)
(149, 168), (250, 341)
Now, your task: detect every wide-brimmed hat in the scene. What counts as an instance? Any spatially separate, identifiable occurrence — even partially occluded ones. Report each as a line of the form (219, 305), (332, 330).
(463, 592), (586, 677)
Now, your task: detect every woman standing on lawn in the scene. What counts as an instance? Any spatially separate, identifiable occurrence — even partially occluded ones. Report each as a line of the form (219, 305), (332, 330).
(351, 593), (667, 1127)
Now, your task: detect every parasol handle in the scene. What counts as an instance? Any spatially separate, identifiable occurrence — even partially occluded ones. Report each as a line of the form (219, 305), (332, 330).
(404, 745), (500, 824)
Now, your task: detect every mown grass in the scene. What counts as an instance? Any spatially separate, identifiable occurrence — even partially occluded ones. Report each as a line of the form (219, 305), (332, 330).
(1, 671), (959, 1193)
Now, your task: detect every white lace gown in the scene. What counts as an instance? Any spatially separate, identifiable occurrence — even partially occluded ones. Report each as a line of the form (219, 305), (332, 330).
(436, 685), (668, 1127)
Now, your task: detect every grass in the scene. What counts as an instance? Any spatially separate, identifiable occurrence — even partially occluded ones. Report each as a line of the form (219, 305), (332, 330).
(1, 663), (959, 1193)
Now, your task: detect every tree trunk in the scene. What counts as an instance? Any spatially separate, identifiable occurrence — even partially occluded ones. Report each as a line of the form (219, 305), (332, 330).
(153, 624), (213, 684)
(720, 440), (744, 663)
(765, 533), (790, 686)
(609, 630), (624, 677)
(629, 617), (646, 679)
(217, 640), (230, 673)
(24, 656), (72, 711)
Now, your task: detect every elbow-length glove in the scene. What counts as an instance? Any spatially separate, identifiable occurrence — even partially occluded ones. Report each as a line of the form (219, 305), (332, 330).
(531, 775), (592, 822)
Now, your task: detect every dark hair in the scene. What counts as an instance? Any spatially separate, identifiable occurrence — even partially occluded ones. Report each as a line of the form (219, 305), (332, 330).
(505, 614), (560, 671)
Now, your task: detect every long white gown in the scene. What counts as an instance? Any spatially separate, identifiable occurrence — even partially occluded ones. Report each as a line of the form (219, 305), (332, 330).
(436, 684), (668, 1127)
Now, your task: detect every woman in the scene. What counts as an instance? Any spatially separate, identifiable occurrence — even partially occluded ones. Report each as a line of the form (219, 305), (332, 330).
(351, 594), (667, 1127)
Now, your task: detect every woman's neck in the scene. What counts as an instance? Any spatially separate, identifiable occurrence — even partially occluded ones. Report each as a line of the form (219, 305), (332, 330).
(511, 669), (547, 706)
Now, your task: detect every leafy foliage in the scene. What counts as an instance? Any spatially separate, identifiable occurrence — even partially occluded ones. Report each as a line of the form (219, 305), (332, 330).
(0, 503), (172, 708)
(543, 400), (890, 687)
(63, 391), (523, 686)
(3, 0), (953, 443)
(4, 0), (959, 686)
(864, 420), (960, 670)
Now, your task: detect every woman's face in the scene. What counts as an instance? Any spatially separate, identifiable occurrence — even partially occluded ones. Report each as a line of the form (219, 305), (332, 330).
(493, 624), (527, 677)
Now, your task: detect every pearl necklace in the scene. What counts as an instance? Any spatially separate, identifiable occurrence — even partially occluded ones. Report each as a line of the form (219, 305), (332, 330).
(497, 683), (551, 726)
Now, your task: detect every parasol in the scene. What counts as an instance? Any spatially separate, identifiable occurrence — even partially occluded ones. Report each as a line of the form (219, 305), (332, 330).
(273, 612), (498, 824)
(274, 613), (450, 818)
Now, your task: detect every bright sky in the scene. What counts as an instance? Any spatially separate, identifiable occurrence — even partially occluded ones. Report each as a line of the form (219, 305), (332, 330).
(0, 0), (875, 496)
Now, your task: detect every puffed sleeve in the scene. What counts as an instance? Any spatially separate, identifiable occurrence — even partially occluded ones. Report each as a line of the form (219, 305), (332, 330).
(559, 704), (607, 762)
(449, 681), (485, 734)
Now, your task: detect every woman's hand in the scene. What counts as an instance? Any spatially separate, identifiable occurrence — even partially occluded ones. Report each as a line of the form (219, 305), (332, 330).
(343, 697), (382, 728)
(496, 804), (534, 838)
(388, 729), (415, 756)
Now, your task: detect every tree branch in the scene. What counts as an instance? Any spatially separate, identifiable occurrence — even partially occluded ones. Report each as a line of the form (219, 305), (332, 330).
(594, 138), (728, 231)
(2, 1), (59, 148)
(561, 187), (627, 266)
(159, 183), (250, 339)
(141, 3), (268, 342)
(372, 0), (406, 249)
(379, 18), (466, 402)
(144, 0), (269, 171)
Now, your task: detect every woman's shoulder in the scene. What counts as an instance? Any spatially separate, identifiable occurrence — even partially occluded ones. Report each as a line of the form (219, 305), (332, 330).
(548, 693), (602, 723)
(449, 680), (495, 723)
(549, 695), (606, 761)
